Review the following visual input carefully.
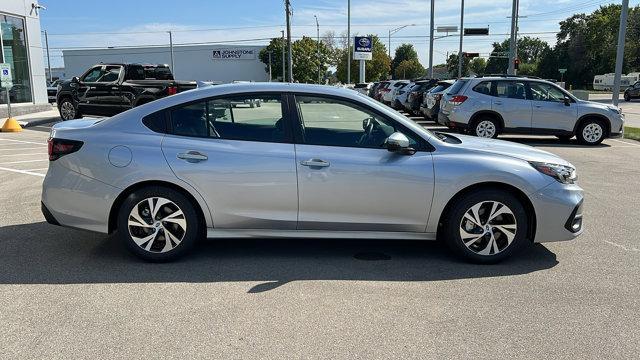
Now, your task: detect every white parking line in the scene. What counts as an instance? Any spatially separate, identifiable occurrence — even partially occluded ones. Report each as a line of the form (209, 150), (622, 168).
(609, 138), (640, 148)
(0, 166), (45, 177)
(0, 159), (48, 165)
(0, 147), (47, 151)
(23, 168), (48, 171)
(0, 153), (45, 157)
(0, 138), (46, 145)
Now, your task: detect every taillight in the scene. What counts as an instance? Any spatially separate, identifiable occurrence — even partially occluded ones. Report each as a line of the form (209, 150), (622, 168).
(450, 95), (468, 106)
(167, 86), (178, 95)
(48, 138), (83, 161)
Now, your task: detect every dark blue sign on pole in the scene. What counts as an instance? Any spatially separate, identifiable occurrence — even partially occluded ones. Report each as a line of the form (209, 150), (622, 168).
(354, 36), (372, 60)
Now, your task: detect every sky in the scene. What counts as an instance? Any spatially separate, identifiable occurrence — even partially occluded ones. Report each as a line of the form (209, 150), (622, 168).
(38, 0), (626, 69)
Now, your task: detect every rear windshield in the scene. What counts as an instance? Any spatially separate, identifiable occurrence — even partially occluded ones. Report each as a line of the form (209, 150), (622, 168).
(447, 80), (468, 95)
(429, 83), (450, 93)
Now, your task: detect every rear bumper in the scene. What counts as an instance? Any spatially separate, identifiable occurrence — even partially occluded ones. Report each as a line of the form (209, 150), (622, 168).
(530, 182), (584, 243)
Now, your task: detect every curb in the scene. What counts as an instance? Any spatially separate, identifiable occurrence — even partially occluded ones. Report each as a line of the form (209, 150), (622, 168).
(18, 117), (61, 128)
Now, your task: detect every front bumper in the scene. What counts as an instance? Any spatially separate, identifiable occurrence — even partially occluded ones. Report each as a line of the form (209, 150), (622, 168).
(530, 181), (584, 243)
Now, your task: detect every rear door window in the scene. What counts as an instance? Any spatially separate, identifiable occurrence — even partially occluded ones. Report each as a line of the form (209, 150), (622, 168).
(494, 81), (527, 100)
(472, 81), (492, 95)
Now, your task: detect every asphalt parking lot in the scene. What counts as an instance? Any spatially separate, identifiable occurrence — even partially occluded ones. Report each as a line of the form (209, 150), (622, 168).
(0, 117), (638, 359)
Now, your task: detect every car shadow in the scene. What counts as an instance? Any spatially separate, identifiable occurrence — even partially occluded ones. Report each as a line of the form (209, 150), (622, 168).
(500, 136), (612, 148)
(0, 222), (558, 293)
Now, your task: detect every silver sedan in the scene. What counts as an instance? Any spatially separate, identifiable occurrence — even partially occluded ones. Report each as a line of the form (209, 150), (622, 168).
(41, 83), (584, 263)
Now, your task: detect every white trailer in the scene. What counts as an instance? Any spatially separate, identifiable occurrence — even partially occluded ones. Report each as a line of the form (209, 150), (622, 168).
(593, 73), (636, 91)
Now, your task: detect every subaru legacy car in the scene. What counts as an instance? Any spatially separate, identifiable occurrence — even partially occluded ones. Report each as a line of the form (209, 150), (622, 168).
(42, 83), (583, 263)
(439, 76), (624, 144)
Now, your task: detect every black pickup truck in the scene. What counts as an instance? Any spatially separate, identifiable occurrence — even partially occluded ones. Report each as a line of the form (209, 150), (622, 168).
(56, 63), (197, 120)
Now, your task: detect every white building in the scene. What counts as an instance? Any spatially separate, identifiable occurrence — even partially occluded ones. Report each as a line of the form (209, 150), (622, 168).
(63, 45), (270, 83)
(0, 0), (49, 116)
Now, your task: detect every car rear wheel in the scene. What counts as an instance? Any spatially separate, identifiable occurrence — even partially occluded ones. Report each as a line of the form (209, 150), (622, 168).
(117, 186), (200, 262)
(472, 117), (499, 139)
(576, 119), (605, 145)
(59, 98), (80, 121)
(441, 189), (529, 263)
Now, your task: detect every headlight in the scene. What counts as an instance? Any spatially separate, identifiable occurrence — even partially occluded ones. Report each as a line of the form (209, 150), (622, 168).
(530, 161), (577, 184)
(57, 85), (62, 92)
(608, 106), (621, 114)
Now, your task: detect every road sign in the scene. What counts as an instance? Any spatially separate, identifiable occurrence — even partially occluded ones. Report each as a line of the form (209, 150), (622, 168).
(464, 28), (489, 36)
(353, 36), (372, 61)
(436, 26), (458, 33)
(559, 68), (567, 74)
(0, 63), (12, 87)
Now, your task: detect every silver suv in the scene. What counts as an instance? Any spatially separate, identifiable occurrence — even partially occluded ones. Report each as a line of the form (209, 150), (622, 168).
(438, 76), (625, 145)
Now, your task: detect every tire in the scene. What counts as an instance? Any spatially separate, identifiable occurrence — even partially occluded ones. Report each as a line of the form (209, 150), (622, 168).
(471, 116), (499, 139)
(441, 189), (530, 264)
(556, 135), (572, 142)
(576, 118), (606, 145)
(58, 98), (81, 121)
(624, 92), (631, 102)
(117, 186), (201, 262)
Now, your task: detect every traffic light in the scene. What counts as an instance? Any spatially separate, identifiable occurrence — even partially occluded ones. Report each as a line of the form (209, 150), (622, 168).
(514, 58), (520, 70)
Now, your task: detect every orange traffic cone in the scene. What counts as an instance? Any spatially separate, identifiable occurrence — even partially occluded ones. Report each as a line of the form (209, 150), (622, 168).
(1, 117), (22, 132)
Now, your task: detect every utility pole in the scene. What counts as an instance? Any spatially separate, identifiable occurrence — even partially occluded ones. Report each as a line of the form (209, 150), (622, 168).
(285, 0), (293, 82)
(315, 15), (321, 84)
(612, 0), (630, 107)
(347, 0), (351, 84)
(428, 0), (435, 78)
(507, 0), (518, 75)
(168, 31), (175, 75)
(281, 30), (285, 82)
(268, 51), (272, 82)
(458, 0), (465, 78)
(44, 30), (52, 82)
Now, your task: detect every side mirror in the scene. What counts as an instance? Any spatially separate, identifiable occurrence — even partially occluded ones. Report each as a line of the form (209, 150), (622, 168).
(563, 97), (571, 106)
(71, 76), (80, 83)
(386, 132), (415, 155)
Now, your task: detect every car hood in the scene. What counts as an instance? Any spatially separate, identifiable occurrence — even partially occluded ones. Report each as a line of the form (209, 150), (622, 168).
(577, 99), (619, 112)
(452, 134), (573, 167)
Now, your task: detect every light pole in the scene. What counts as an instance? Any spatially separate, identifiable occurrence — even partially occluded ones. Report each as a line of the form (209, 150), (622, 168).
(168, 31), (175, 75)
(612, 0), (630, 106)
(428, 0), (435, 78)
(458, 0), (465, 78)
(281, 30), (285, 82)
(507, 0), (519, 75)
(388, 24), (415, 79)
(285, 0), (293, 82)
(315, 15), (321, 84)
(347, 0), (351, 84)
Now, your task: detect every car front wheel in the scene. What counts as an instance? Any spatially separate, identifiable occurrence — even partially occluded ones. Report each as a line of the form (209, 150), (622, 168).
(441, 189), (529, 263)
(59, 98), (80, 121)
(576, 119), (605, 145)
(117, 186), (201, 262)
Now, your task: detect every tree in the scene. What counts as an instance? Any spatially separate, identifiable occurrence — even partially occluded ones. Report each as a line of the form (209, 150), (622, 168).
(336, 35), (391, 83)
(469, 57), (487, 75)
(259, 36), (330, 83)
(446, 54), (470, 77)
(394, 59), (425, 79)
(392, 44), (419, 75)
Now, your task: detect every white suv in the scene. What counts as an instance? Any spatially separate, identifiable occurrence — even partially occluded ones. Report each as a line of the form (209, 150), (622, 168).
(438, 76), (625, 145)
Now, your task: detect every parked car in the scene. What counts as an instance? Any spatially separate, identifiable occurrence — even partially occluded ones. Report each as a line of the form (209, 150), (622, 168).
(353, 82), (372, 95)
(373, 81), (391, 101)
(47, 79), (66, 103)
(56, 63), (197, 120)
(438, 76), (624, 144)
(393, 82), (414, 110)
(405, 79), (438, 114)
(42, 83), (583, 263)
(623, 80), (640, 101)
(421, 80), (455, 119)
(368, 81), (382, 97)
(382, 80), (409, 105)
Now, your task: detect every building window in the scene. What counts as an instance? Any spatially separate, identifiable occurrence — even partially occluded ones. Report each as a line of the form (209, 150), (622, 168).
(0, 14), (32, 104)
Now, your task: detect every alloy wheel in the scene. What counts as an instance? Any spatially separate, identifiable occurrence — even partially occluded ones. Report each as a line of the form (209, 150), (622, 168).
(582, 123), (603, 143)
(459, 201), (517, 256)
(60, 101), (76, 120)
(127, 197), (187, 253)
(475, 120), (496, 138)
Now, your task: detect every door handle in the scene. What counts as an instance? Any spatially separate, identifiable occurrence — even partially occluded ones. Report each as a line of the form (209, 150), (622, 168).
(111, 87), (118, 90)
(494, 101), (503, 105)
(177, 151), (208, 163)
(300, 159), (330, 168)
(534, 104), (542, 108)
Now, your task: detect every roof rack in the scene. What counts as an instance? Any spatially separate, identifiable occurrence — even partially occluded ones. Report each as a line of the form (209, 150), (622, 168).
(475, 74), (542, 79)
